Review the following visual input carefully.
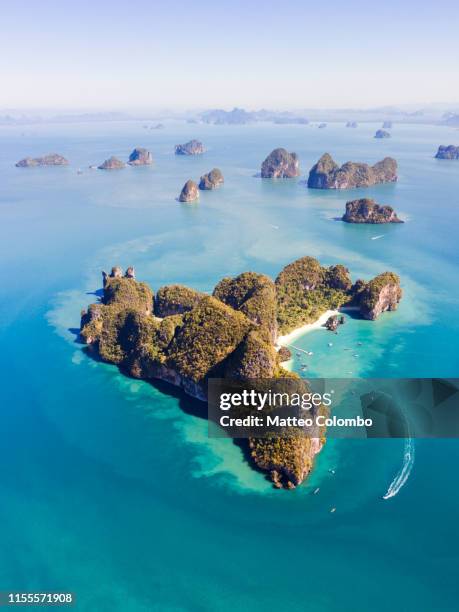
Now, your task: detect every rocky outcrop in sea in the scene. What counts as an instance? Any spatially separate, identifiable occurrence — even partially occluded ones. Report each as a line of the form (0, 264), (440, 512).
(346, 121), (358, 128)
(174, 140), (205, 155)
(179, 180), (199, 202)
(435, 145), (459, 160)
(15, 153), (69, 167)
(128, 147), (153, 165)
(375, 129), (391, 139)
(342, 198), (403, 224)
(98, 156), (126, 170)
(199, 168), (224, 190)
(307, 153), (398, 189)
(355, 272), (403, 320)
(261, 148), (299, 178)
(324, 314), (345, 331)
(382, 121), (393, 129)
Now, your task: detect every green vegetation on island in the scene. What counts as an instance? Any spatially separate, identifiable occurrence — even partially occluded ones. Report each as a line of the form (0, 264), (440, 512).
(275, 258), (352, 334)
(155, 285), (205, 317)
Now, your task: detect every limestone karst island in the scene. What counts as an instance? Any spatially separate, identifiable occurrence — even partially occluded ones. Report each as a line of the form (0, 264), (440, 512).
(80, 257), (402, 489)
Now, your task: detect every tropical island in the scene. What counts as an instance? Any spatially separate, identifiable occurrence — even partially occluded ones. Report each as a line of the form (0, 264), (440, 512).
(15, 153), (68, 167)
(179, 179), (199, 202)
(435, 145), (459, 160)
(261, 148), (299, 178)
(98, 156), (126, 170)
(342, 198), (403, 224)
(307, 153), (398, 189)
(128, 147), (153, 165)
(79, 256), (402, 489)
(175, 140), (205, 155)
(199, 168), (224, 190)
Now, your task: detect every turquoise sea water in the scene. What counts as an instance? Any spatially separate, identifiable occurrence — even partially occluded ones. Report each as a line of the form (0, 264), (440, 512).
(1, 120), (459, 611)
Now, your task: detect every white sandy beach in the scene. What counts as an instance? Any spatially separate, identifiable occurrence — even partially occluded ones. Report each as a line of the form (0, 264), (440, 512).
(276, 309), (339, 349)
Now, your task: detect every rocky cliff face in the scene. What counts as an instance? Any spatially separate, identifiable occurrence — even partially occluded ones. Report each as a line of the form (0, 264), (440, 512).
(435, 145), (459, 160)
(102, 266), (135, 287)
(261, 148), (299, 178)
(199, 168), (224, 190)
(375, 129), (391, 139)
(128, 147), (153, 165)
(342, 198), (403, 224)
(179, 179), (199, 202)
(357, 272), (402, 320)
(98, 156), (125, 170)
(174, 140), (205, 155)
(307, 153), (398, 189)
(15, 153), (69, 167)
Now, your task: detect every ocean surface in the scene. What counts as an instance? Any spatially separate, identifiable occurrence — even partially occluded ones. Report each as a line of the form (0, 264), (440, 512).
(1, 120), (458, 611)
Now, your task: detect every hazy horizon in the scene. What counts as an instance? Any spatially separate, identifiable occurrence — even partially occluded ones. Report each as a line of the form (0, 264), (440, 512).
(2, 0), (459, 110)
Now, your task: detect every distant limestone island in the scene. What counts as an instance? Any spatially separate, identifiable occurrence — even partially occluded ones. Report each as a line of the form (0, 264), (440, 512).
(261, 148), (299, 178)
(201, 107), (256, 125)
(179, 180), (199, 202)
(98, 147), (153, 169)
(342, 198), (403, 224)
(307, 153), (398, 189)
(98, 156), (126, 170)
(15, 153), (68, 167)
(441, 113), (459, 127)
(374, 129), (391, 139)
(179, 168), (224, 202)
(199, 168), (224, 190)
(346, 121), (358, 128)
(80, 257), (402, 489)
(143, 123), (164, 130)
(435, 145), (459, 160)
(199, 107), (309, 125)
(128, 147), (153, 165)
(175, 139), (205, 155)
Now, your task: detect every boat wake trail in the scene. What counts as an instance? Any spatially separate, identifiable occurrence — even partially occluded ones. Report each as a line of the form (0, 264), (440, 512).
(382, 438), (415, 500)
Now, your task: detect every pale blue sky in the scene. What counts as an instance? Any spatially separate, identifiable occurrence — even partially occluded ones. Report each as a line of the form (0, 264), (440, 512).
(1, 0), (458, 109)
